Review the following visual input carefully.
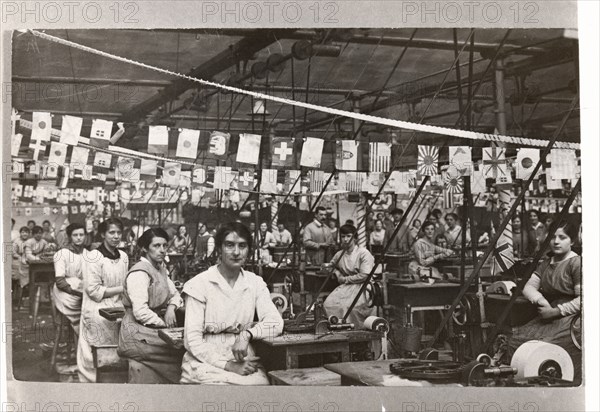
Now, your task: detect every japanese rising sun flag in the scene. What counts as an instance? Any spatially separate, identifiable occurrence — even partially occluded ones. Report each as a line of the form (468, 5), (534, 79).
(417, 145), (439, 176)
(516, 148), (540, 180)
(176, 128), (200, 159)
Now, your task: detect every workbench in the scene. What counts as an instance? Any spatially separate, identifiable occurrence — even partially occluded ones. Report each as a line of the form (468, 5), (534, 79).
(387, 281), (463, 324)
(254, 330), (381, 371)
(324, 360), (462, 387)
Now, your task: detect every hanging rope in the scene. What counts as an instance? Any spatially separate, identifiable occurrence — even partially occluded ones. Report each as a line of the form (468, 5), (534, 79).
(27, 29), (579, 149)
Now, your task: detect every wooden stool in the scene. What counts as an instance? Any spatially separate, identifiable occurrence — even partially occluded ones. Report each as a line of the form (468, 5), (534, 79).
(92, 345), (129, 383)
(268, 367), (341, 386)
(50, 311), (76, 369)
(32, 283), (57, 327)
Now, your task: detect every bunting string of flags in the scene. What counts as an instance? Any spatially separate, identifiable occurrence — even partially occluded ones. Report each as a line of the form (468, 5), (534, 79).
(27, 29), (580, 150)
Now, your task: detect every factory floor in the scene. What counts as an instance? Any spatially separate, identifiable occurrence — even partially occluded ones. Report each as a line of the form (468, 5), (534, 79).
(8, 294), (72, 382)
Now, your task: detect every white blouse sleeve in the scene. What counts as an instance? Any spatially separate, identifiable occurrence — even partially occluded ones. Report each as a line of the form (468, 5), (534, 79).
(247, 277), (284, 340)
(183, 295), (230, 370)
(127, 271), (166, 327)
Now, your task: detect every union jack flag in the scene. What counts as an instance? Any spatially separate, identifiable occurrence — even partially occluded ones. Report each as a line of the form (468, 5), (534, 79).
(482, 146), (507, 179)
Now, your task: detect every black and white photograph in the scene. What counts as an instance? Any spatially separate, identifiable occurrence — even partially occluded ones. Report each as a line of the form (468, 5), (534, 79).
(2, 1), (598, 411)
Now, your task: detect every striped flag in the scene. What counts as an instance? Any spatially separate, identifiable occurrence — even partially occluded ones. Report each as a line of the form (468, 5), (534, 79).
(57, 165), (71, 189)
(59, 115), (82, 145)
(260, 169), (278, 193)
(140, 159), (158, 184)
(309, 170), (325, 193)
(549, 149), (577, 180)
(148, 125), (169, 154)
(369, 142), (391, 172)
(92, 152), (112, 181)
(355, 200), (367, 247)
(493, 188), (515, 273)
(417, 145), (439, 176)
(271, 201), (279, 232)
(336, 140), (359, 171)
(443, 170), (463, 208)
(342, 172), (366, 193)
(300, 137), (324, 168)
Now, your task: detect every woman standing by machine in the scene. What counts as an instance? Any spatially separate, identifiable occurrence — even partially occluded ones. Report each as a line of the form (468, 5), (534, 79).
(409, 221), (455, 279)
(509, 221), (581, 384)
(77, 218), (129, 383)
(118, 228), (184, 384)
(323, 224), (376, 328)
(52, 223), (88, 336)
(180, 222), (283, 385)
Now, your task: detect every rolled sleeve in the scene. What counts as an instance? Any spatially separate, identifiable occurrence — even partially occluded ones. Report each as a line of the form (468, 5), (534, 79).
(127, 271), (166, 327)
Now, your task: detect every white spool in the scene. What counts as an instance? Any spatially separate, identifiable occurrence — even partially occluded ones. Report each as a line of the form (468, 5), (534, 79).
(488, 280), (517, 295)
(511, 340), (574, 381)
(270, 293), (288, 315)
(364, 316), (390, 333)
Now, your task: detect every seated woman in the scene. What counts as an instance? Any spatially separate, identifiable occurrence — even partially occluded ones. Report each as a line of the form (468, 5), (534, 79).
(169, 224), (191, 254)
(52, 223), (88, 336)
(256, 222), (276, 265)
(78, 218), (129, 383)
(409, 221), (455, 279)
(509, 222), (581, 384)
(369, 219), (389, 250)
(118, 228), (185, 384)
(323, 224), (377, 328)
(180, 222), (284, 385)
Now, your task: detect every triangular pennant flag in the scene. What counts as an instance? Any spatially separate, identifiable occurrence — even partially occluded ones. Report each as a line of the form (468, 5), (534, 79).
(271, 137), (295, 168)
(162, 162), (181, 188)
(369, 142), (391, 173)
(236, 133), (262, 165)
(336, 140), (359, 171)
(48, 141), (68, 167)
(260, 169), (279, 193)
(90, 118), (113, 149)
(482, 146), (507, 179)
(59, 115), (82, 145)
(70, 146), (90, 170)
(214, 166), (238, 190)
(140, 159), (158, 184)
(148, 125), (169, 154)
(300, 137), (324, 168)
(449, 146), (472, 176)
(208, 131), (230, 157)
(176, 128), (200, 159)
(417, 145), (439, 176)
(516, 148), (540, 180)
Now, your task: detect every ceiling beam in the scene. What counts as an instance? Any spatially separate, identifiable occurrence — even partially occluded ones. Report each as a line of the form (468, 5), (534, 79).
(117, 30), (289, 124)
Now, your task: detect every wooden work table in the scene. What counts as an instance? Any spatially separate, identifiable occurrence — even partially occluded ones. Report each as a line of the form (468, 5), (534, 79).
(324, 360), (462, 387)
(157, 327), (381, 371)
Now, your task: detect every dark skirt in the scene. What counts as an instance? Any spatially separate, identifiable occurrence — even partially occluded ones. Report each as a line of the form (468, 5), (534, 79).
(118, 309), (184, 383)
(508, 313), (581, 384)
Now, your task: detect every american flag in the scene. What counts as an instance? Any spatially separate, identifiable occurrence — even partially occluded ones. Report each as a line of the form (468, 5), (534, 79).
(309, 170), (325, 193)
(369, 142), (391, 172)
(343, 172), (365, 193)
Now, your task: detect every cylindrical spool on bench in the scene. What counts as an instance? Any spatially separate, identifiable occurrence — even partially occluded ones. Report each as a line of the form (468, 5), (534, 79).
(511, 340), (574, 381)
